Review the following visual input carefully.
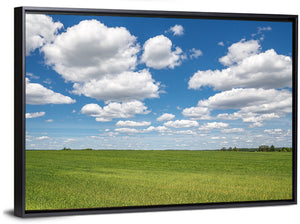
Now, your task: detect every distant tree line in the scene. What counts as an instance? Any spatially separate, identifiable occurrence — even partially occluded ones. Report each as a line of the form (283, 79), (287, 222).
(220, 145), (292, 152)
(61, 147), (93, 151)
(257, 145), (292, 152)
(220, 147), (239, 152)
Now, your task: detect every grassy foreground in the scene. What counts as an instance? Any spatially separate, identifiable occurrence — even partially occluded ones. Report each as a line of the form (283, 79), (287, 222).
(25, 150), (293, 210)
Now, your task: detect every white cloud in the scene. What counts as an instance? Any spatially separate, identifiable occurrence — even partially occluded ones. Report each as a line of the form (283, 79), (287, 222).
(42, 19), (139, 82)
(115, 128), (140, 134)
(264, 129), (283, 135)
(198, 122), (229, 131)
(198, 88), (292, 114)
(141, 35), (184, 69)
(64, 138), (76, 143)
(26, 78), (75, 105)
(189, 48), (203, 59)
(173, 130), (197, 135)
(26, 73), (39, 79)
(41, 20), (161, 102)
(169, 25), (184, 36)
(219, 39), (261, 66)
(116, 120), (151, 127)
(81, 100), (150, 122)
(157, 113), (175, 121)
(145, 126), (170, 133)
(36, 136), (50, 140)
(184, 88), (291, 126)
(211, 136), (226, 140)
(164, 120), (199, 128)
(45, 119), (53, 122)
(252, 26), (272, 37)
(26, 14), (63, 55)
(26, 111), (45, 119)
(188, 40), (292, 90)
(72, 69), (160, 102)
(182, 106), (211, 120)
(221, 128), (245, 133)
(218, 41), (224, 46)
(243, 113), (280, 126)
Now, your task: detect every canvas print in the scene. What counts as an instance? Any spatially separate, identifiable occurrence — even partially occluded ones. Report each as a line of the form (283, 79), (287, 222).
(25, 13), (293, 211)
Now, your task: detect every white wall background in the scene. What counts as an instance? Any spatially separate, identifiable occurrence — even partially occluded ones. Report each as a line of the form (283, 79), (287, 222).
(0, 0), (299, 223)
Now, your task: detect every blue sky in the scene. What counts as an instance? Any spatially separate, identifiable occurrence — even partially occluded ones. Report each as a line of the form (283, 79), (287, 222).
(25, 13), (293, 150)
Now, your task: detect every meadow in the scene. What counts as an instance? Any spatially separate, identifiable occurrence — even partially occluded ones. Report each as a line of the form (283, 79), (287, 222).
(25, 150), (293, 210)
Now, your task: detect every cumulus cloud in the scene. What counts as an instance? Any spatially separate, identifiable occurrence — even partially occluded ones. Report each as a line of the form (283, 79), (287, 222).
(141, 35), (185, 69)
(264, 129), (283, 135)
(164, 120), (199, 128)
(197, 88), (291, 113)
(157, 113), (175, 121)
(72, 69), (160, 102)
(219, 39), (261, 66)
(221, 128), (245, 133)
(115, 128), (140, 134)
(81, 100), (150, 122)
(116, 120), (151, 127)
(42, 19), (139, 82)
(41, 19), (161, 102)
(169, 25), (184, 36)
(173, 130), (197, 135)
(188, 40), (292, 90)
(114, 125), (171, 135)
(183, 88), (292, 127)
(181, 106), (211, 120)
(198, 122), (229, 131)
(145, 126), (170, 133)
(189, 48), (203, 59)
(26, 14), (63, 55)
(26, 78), (75, 105)
(26, 111), (45, 119)
(36, 136), (50, 140)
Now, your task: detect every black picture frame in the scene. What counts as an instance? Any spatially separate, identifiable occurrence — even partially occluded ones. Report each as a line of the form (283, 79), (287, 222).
(14, 6), (298, 217)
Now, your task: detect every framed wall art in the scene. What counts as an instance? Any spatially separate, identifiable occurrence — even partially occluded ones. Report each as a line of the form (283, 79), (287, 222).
(14, 6), (297, 217)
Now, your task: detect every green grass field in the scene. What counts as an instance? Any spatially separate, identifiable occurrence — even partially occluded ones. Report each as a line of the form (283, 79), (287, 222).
(25, 150), (293, 210)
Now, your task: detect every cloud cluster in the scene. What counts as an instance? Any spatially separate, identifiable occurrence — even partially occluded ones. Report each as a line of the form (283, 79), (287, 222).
(26, 14), (63, 55)
(169, 25), (184, 36)
(184, 88), (291, 127)
(36, 136), (50, 140)
(185, 37), (292, 129)
(81, 101), (150, 122)
(141, 35), (185, 69)
(189, 48), (203, 59)
(221, 128), (245, 133)
(42, 19), (139, 82)
(182, 106), (211, 120)
(156, 113), (175, 121)
(72, 69), (160, 102)
(26, 78), (75, 105)
(219, 39), (261, 66)
(114, 125), (170, 135)
(40, 19), (165, 103)
(164, 120), (199, 128)
(188, 41), (292, 91)
(116, 120), (151, 127)
(198, 122), (229, 131)
(26, 111), (45, 119)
